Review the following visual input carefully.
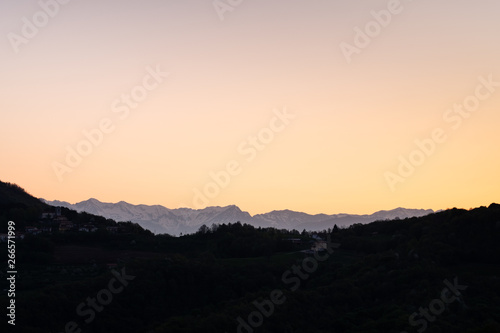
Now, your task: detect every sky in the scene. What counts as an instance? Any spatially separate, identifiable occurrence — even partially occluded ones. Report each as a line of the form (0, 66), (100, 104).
(1, 0), (499, 215)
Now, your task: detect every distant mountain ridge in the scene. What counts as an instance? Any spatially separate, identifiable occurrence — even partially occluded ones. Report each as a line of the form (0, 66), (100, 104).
(41, 198), (435, 235)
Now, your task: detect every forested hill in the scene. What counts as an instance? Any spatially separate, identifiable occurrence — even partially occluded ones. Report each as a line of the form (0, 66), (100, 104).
(0, 180), (47, 210)
(1, 181), (500, 332)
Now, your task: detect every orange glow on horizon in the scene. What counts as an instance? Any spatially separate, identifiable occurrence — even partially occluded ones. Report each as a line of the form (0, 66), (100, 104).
(1, 0), (499, 215)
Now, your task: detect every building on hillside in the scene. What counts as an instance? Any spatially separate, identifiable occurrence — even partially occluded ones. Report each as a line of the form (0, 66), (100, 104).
(79, 225), (98, 232)
(54, 215), (70, 223)
(311, 240), (328, 252)
(25, 226), (41, 235)
(41, 212), (56, 219)
(310, 240), (341, 253)
(59, 221), (75, 232)
(286, 238), (302, 244)
(41, 227), (52, 233)
(106, 226), (119, 233)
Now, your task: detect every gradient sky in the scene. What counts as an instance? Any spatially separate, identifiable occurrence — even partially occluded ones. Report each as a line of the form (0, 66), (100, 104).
(1, 0), (499, 215)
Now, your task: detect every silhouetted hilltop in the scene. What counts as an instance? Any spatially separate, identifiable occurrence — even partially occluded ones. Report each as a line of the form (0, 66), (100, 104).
(0, 180), (47, 208)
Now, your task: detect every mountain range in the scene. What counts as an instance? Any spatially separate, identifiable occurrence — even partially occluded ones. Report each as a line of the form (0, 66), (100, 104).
(41, 198), (435, 235)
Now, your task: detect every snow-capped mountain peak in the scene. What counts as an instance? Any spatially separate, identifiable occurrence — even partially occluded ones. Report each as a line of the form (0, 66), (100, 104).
(41, 198), (434, 235)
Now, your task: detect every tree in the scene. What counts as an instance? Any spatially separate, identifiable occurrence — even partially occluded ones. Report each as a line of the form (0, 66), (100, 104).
(198, 224), (209, 234)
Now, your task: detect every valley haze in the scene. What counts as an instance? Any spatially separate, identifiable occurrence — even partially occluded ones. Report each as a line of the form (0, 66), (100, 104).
(42, 198), (434, 235)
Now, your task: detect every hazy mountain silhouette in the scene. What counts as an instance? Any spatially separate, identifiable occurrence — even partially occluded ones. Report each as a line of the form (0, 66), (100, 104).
(41, 198), (434, 235)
